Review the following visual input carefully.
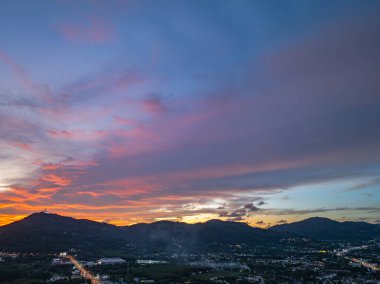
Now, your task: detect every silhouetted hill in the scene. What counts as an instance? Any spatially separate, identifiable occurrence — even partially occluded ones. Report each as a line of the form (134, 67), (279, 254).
(0, 213), (282, 253)
(195, 219), (280, 246)
(1, 214), (379, 253)
(269, 217), (380, 242)
(0, 212), (126, 252)
(124, 219), (281, 253)
(125, 220), (195, 252)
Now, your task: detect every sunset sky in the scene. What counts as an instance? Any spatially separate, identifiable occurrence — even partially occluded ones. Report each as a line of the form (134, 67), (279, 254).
(0, 0), (380, 227)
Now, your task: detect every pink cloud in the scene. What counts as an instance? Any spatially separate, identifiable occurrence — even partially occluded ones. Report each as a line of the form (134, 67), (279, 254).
(1, 12), (380, 226)
(57, 17), (114, 43)
(0, 50), (52, 101)
(47, 128), (105, 141)
(142, 97), (167, 114)
(11, 141), (33, 151)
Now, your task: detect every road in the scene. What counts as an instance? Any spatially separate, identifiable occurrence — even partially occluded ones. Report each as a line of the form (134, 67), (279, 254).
(335, 246), (380, 272)
(346, 257), (380, 272)
(66, 255), (101, 284)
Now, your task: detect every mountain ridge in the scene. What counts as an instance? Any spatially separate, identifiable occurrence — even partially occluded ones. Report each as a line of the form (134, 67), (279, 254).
(0, 213), (379, 253)
(0, 212), (280, 253)
(269, 216), (380, 241)
(2, 212), (379, 228)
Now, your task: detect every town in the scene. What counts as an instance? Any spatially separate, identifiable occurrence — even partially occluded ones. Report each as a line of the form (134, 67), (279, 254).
(1, 239), (379, 284)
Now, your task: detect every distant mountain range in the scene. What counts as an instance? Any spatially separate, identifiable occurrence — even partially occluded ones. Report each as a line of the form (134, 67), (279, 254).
(0, 213), (379, 253)
(0, 213), (281, 253)
(269, 217), (380, 242)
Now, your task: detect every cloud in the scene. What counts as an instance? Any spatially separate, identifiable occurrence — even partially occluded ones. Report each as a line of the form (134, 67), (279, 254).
(67, 13), (380, 211)
(1, 8), (380, 225)
(219, 202), (262, 221)
(226, 216), (244, 222)
(142, 95), (168, 114)
(59, 68), (145, 104)
(344, 178), (380, 192)
(219, 208), (246, 218)
(41, 174), (71, 187)
(0, 49), (52, 101)
(56, 15), (114, 43)
(268, 207), (380, 216)
(243, 203), (259, 212)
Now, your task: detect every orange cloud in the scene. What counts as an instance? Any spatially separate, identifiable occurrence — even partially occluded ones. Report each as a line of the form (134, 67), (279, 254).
(41, 174), (71, 187)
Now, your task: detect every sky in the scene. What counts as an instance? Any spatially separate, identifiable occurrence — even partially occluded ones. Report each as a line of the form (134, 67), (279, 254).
(0, 0), (379, 227)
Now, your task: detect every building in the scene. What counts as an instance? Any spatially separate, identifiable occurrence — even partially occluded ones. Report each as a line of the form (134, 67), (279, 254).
(84, 261), (96, 267)
(97, 257), (126, 265)
(51, 258), (71, 265)
(349, 261), (361, 268)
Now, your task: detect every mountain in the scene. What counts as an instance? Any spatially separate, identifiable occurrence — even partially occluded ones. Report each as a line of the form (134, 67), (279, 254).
(0, 212), (127, 252)
(269, 217), (380, 242)
(0, 213), (282, 253)
(125, 219), (282, 253)
(1, 214), (379, 253)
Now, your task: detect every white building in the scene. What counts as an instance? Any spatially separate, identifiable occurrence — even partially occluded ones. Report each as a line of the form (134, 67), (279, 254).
(97, 257), (126, 265)
(84, 261), (96, 267)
